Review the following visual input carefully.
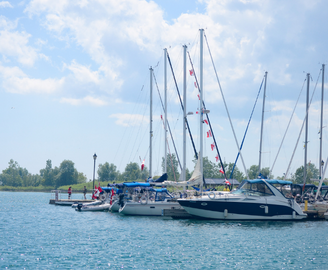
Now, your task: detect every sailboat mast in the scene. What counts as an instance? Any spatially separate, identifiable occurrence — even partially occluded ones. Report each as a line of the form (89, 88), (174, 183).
(149, 66), (153, 178)
(319, 64), (325, 180)
(182, 45), (187, 182)
(303, 73), (310, 186)
(199, 29), (204, 189)
(258, 71), (267, 177)
(164, 49), (167, 174)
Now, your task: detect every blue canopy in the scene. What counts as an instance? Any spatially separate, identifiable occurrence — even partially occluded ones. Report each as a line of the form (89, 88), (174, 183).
(153, 188), (168, 193)
(244, 179), (292, 185)
(101, 187), (116, 193)
(123, 182), (151, 187)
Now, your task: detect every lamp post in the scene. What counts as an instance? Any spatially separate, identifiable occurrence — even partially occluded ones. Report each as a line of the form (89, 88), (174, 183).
(93, 153), (97, 191)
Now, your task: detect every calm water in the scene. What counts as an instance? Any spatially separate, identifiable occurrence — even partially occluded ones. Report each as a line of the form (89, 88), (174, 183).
(0, 192), (328, 269)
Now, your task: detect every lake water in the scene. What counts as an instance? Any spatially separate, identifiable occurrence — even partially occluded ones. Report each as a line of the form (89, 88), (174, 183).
(0, 192), (328, 269)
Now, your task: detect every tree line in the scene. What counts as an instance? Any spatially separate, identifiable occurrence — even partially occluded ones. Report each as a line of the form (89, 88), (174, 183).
(0, 154), (321, 188)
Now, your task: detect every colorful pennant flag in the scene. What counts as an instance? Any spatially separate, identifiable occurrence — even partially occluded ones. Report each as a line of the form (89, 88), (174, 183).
(189, 69), (194, 76)
(211, 143), (215, 151)
(194, 82), (198, 88)
(220, 168), (224, 174)
(207, 130), (212, 138)
(215, 155), (219, 162)
(204, 119), (208, 125)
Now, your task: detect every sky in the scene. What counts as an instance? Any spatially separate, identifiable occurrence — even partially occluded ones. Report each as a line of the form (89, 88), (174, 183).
(1, 0), (328, 182)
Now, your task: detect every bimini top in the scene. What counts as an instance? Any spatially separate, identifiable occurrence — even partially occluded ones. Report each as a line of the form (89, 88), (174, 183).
(101, 187), (117, 193)
(243, 179), (292, 185)
(122, 182), (151, 188)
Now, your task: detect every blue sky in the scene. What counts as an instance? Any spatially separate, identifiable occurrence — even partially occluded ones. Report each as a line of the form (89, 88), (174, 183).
(1, 0), (327, 181)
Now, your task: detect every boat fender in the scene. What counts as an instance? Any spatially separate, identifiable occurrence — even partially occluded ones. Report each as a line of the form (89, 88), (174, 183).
(208, 192), (216, 200)
(140, 197), (147, 204)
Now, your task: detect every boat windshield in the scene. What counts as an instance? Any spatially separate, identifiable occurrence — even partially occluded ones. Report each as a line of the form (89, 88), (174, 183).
(232, 181), (274, 196)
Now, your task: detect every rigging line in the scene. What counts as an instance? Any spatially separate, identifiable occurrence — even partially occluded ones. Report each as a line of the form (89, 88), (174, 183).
(203, 31), (249, 179)
(270, 78), (307, 175)
(115, 83), (147, 170)
(153, 72), (183, 171)
(167, 51), (199, 160)
(160, 115), (177, 181)
(229, 76), (264, 179)
(127, 93), (150, 164)
(284, 69), (322, 180)
(187, 51), (227, 180)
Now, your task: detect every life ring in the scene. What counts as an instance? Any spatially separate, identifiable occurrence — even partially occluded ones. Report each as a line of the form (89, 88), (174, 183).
(208, 192), (216, 200)
(140, 196), (147, 204)
(100, 194), (106, 201)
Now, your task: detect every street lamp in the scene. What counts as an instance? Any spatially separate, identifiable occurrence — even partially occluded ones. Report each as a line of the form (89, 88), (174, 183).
(93, 153), (97, 192)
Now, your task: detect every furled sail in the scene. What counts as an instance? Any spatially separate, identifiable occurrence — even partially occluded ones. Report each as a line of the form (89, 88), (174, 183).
(161, 154), (202, 187)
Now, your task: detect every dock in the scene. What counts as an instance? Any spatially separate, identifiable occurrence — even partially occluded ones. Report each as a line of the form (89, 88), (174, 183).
(49, 199), (94, 205)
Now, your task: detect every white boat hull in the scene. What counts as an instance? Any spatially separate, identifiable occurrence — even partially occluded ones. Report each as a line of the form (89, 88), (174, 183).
(119, 201), (181, 216)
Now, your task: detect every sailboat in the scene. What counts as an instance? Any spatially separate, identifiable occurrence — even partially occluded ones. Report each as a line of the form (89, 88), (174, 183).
(177, 29), (307, 220)
(119, 60), (181, 216)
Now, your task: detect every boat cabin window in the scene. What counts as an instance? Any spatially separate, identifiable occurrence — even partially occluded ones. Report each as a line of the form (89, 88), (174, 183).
(237, 182), (273, 196)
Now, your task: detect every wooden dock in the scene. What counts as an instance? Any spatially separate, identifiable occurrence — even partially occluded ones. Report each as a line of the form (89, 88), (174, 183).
(49, 199), (94, 205)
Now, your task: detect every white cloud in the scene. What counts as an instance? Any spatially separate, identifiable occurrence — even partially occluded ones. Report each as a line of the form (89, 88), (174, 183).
(0, 30), (39, 66)
(0, 1), (12, 8)
(0, 64), (64, 94)
(64, 60), (100, 84)
(109, 113), (149, 127)
(60, 96), (107, 106)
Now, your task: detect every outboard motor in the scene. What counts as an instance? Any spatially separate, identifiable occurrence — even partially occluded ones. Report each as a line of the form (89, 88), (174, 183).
(119, 193), (125, 207)
(77, 203), (83, 211)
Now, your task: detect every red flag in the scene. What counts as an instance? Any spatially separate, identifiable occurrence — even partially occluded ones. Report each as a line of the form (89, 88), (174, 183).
(196, 111), (199, 114)
(197, 94), (200, 100)
(207, 130), (212, 138)
(141, 159), (145, 171)
(92, 185), (99, 199)
(225, 179), (231, 185)
(211, 143), (215, 151)
(204, 119), (208, 125)
(189, 69), (194, 76)
(194, 82), (198, 88)
(215, 155), (219, 162)
(110, 188), (115, 205)
(220, 168), (224, 174)
(98, 184), (103, 193)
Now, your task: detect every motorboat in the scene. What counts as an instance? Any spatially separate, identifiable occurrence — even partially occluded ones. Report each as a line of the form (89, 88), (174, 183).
(177, 179), (307, 220)
(119, 186), (181, 216)
(75, 201), (111, 211)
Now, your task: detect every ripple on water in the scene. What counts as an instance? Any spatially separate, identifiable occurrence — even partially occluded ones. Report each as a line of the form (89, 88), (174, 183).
(0, 192), (328, 269)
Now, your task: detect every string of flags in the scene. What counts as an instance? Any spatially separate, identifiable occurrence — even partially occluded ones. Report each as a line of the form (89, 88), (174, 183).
(189, 68), (225, 176)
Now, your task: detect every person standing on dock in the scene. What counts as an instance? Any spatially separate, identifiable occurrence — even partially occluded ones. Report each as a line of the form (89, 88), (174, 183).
(68, 186), (72, 199)
(83, 186), (87, 199)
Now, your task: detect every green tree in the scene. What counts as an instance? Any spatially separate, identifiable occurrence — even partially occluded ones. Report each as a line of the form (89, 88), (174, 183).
(40, 160), (55, 186)
(247, 165), (273, 179)
(203, 157), (219, 178)
(0, 160), (23, 187)
(224, 162), (245, 182)
(121, 162), (148, 182)
(77, 172), (87, 183)
(162, 154), (180, 181)
(294, 163), (319, 184)
(98, 162), (119, 182)
(56, 160), (78, 187)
